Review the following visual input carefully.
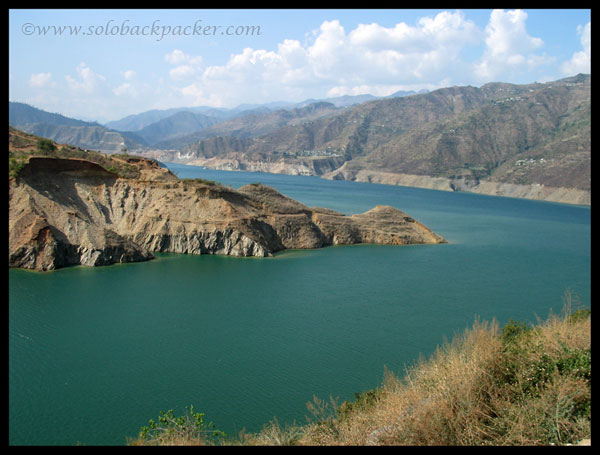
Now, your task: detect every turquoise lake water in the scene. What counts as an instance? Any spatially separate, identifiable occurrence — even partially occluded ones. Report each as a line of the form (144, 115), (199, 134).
(9, 164), (591, 445)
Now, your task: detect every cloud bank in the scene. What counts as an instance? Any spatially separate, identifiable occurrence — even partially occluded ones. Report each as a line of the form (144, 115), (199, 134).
(20, 10), (591, 120)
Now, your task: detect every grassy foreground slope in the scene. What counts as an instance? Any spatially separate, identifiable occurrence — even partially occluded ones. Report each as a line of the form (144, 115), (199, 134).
(129, 299), (590, 446)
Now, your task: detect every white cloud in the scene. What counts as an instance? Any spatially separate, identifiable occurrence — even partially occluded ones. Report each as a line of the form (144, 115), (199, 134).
(123, 70), (136, 80)
(180, 83), (224, 107)
(164, 49), (203, 80)
(327, 84), (405, 98)
(485, 9), (542, 57)
(178, 11), (483, 107)
(561, 22), (591, 75)
(113, 82), (136, 97)
(474, 9), (553, 81)
(347, 10), (481, 54)
(169, 65), (197, 80)
(16, 11), (586, 120)
(65, 62), (106, 94)
(29, 72), (52, 88)
(165, 49), (186, 65)
(112, 70), (143, 98)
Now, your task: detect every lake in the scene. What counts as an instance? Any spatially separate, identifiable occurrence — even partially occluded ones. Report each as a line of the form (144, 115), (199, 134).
(9, 163), (591, 445)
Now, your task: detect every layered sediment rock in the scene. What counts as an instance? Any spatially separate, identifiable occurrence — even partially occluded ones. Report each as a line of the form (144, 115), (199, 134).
(9, 157), (446, 271)
(322, 165), (591, 206)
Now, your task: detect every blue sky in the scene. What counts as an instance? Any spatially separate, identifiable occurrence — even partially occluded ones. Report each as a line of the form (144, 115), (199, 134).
(9, 9), (591, 123)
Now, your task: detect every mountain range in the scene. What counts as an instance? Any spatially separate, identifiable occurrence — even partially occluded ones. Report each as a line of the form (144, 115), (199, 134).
(103, 89), (426, 133)
(8, 75), (589, 204)
(9, 90), (425, 152)
(155, 74), (590, 204)
(8, 102), (146, 154)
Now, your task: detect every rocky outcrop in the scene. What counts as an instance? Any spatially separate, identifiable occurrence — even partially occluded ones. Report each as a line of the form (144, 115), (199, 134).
(9, 157), (446, 271)
(323, 165), (591, 206)
(183, 154), (346, 177)
(157, 155), (591, 206)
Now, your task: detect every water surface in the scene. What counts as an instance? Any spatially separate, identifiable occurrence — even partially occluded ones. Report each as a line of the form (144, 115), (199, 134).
(9, 164), (590, 445)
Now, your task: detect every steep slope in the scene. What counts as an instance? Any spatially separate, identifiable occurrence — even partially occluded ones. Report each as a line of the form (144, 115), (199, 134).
(9, 101), (100, 127)
(152, 101), (343, 150)
(173, 84), (489, 164)
(325, 75), (590, 204)
(9, 102), (146, 153)
(104, 92), (406, 134)
(135, 111), (220, 145)
(8, 130), (446, 271)
(355, 76), (590, 185)
(156, 75), (589, 205)
(105, 107), (225, 132)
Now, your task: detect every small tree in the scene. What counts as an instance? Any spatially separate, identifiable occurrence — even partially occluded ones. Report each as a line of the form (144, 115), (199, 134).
(36, 138), (56, 156)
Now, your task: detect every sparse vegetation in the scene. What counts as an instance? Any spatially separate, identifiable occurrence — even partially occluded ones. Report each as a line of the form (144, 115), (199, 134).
(128, 405), (225, 446)
(8, 156), (26, 178)
(36, 137), (56, 155)
(176, 76), (589, 196)
(182, 177), (219, 186)
(8, 127), (160, 180)
(129, 298), (590, 446)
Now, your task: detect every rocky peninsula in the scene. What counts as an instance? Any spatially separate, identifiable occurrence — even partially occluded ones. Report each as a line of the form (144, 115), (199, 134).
(9, 140), (446, 271)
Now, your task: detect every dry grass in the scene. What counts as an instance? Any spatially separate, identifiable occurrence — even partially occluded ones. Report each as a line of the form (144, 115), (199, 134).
(251, 301), (590, 446)
(128, 434), (206, 446)
(128, 299), (590, 446)
(238, 418), (305, 446)
(294, 319), (505, 446)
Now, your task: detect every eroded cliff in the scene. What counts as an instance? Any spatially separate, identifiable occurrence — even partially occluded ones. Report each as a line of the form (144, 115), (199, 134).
(9, 156), (446, 271)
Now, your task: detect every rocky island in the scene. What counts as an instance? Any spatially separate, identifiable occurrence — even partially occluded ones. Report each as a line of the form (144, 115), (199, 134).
(9, 129), (446, 271)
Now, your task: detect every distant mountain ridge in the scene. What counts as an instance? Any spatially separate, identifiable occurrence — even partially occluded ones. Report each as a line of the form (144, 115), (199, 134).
(103, 90), (425, 133)
(9, 101), (146, 153)
(152, 74), (590, 205)
(9, 89), (425, 152)
(8, 102), (103, 128)
(133, 111), (220, 145)
(152, 101), (344, 150)
(8, 75), (589, 205)
(103, 106), (234, 132)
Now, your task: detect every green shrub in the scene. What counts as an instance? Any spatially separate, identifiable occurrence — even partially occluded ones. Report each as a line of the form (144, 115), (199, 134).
(337, 389), (382, 422)
(182, 178), (220, 186)
(129, 304), (590, 446)
(136, 405), (225, 446)
(567, 308), (591, 324)
(556, 347), (591, 381)
(36, 138), (56, 156)
(9, 157), (26, 177)
(501, 318), (531, 345)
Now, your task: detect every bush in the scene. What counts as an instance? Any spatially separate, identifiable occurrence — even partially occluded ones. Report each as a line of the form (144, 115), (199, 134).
(128, 302), (590, 446)
(567, 308), (591, 324)
(183, 178), (218, 186)
(133, 405), (225, 446)
(36, 138), (56, 156)
(501, 318), (531, 345)
(9, 157), (26, 177)
(556, 347), (591, 381)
